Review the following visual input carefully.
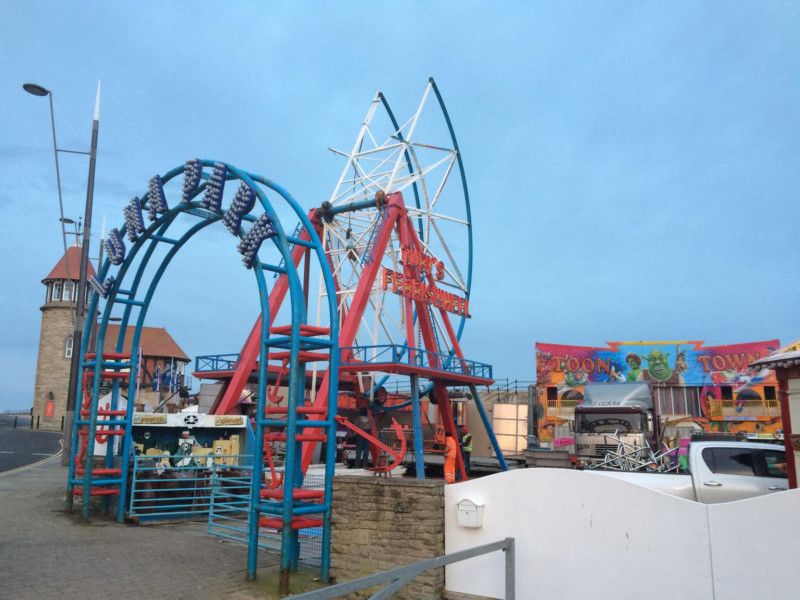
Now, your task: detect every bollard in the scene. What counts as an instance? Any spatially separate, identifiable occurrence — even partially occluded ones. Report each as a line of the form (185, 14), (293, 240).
(13, 416), (17, 429)
(30, 414), (34, 429)
(61, 416), (65, 431)
(36, 415), (40, 429)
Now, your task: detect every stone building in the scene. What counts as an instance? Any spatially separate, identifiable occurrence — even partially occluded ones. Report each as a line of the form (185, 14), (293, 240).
(31, 246), (190, 430)
(31, 245), (95, 431)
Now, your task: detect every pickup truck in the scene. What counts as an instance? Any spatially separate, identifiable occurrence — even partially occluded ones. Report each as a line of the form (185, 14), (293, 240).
(595, 441), (788, 503)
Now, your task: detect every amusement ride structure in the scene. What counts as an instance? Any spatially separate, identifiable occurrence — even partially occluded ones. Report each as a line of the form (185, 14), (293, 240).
(68, 78), (506, 589)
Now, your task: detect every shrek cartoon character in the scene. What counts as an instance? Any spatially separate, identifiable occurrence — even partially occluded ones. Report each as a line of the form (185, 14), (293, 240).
(625, 353), (642, 381)
(639, 349), (684, 384)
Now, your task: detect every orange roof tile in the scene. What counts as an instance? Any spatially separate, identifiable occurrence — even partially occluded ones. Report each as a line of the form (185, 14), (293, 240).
(103, 325), (189, 362)
(43, 245), (96, 282)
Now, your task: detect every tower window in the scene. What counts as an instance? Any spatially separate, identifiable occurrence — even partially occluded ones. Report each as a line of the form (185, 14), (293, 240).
(53, 281), (62, 302)
(65, 336), (73, 359)
(63, 281), (74, 302)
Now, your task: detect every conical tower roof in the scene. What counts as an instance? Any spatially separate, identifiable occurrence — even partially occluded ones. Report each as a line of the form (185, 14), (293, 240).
(42, 245), (96, 283)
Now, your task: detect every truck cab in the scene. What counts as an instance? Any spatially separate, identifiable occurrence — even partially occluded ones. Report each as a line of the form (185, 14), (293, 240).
(574, 406), (653, 463)
(572, 382), (657, 465)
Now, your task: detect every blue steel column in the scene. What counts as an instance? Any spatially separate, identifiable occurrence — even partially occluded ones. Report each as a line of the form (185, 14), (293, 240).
(246, 271), (270, 580)
(410, 374), (426, 479)
(225, 164), (308, 587)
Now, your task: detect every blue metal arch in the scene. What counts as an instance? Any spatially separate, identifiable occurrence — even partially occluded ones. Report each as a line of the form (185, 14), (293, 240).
(67, 160), (339, 582)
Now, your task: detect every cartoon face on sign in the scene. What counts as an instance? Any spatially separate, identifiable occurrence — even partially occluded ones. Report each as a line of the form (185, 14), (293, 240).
(646, 350), (673, 382)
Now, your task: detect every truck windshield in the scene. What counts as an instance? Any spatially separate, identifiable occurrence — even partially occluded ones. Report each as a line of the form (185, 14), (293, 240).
(576, 413), (644, 434)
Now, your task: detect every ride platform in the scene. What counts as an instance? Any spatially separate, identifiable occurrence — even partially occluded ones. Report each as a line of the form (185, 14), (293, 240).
(193, 344), (493, 387)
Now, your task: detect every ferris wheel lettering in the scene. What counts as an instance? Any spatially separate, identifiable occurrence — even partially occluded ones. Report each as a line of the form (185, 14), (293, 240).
(382, 268), (470, 317)
(402, 246), (445, 281)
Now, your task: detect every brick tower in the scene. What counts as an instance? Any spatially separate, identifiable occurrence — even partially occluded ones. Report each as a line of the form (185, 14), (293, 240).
(31, 245), (95, 431)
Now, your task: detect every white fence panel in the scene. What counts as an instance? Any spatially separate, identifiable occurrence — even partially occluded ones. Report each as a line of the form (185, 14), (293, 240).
(445, 468), (799, 600)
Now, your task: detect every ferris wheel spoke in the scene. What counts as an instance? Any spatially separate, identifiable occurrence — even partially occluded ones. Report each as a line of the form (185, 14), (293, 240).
(406, 207), (469, 226)
(385, 84), (432, 192)
(322, 80), (472, 369)
(432, 311), (453, 356)
(432, 220), (467, 291)
(326, 94), (383, 205)
(427, 155), (458, 211)
(414, 234), (468, 293)
(364, 126), (380, 150)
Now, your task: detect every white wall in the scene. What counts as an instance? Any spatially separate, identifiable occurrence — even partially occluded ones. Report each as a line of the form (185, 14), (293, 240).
(444, 469), (800, 600)
(708, 490), (800, 599)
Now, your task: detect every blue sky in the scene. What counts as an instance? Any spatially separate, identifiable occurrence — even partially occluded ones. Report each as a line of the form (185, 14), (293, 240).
(1, 2), (799, 409)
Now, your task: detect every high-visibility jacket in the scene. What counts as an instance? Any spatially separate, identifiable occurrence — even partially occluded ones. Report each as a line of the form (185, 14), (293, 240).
(444, 437), (458, 483)
(462, 432), (473, 452)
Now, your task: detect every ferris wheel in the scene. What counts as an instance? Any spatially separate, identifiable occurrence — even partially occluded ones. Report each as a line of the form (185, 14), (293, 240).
(312, 78), (473, 392)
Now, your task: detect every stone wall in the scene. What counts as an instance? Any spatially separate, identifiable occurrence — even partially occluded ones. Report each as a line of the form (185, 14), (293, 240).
(31, 303), (74, 431)
(331, 475), (445, 599)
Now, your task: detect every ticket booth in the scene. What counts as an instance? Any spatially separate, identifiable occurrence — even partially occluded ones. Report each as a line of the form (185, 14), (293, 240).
(131, 411), (251, 467)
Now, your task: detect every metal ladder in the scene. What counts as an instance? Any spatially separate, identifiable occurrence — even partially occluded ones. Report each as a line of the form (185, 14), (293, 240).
(248, 323), (336, 587)
(67, 351), (133, 519)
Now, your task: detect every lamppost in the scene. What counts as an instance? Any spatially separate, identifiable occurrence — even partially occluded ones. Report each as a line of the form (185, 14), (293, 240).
(24, 82), (101, 470)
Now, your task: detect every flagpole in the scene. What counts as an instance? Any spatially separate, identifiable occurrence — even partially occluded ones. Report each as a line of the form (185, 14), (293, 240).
(63, 80), (101, 467)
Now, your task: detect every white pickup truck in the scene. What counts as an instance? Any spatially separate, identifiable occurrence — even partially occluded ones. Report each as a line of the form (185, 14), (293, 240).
(596, 441), (788, 503)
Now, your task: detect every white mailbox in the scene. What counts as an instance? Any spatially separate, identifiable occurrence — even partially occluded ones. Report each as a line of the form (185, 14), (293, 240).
(456, 498), (484, 528)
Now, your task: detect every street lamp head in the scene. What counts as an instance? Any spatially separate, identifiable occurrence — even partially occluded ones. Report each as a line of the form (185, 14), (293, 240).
(23, 83), (50, 97)
(60, 217), (75, 225)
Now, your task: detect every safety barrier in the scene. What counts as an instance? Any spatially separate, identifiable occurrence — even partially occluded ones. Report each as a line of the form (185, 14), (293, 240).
(208, 471), (325, 567)
(194, 354), (240, 372)
(286, 538), (515, 599)
(342, 345), (493, 379)
(128, 453), (252, 521)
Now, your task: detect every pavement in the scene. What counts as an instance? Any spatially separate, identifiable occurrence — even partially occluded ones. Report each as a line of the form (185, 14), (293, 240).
(0, 415), (62, 473)
(0, 457), (291, 599)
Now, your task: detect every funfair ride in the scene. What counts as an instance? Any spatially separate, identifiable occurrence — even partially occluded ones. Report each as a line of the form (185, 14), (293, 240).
(196, 79), (507, 588)
(69, 79), (506, 593)
(66, 159), (339, 589)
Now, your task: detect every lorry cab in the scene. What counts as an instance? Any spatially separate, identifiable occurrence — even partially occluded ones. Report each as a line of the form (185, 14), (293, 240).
(572, 382), (656, 464)
(574, 406), (652, 462)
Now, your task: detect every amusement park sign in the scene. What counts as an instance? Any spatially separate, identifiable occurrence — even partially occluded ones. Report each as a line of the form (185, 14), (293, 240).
(381, 247), (469, 316)
(535, 340), (780, 387)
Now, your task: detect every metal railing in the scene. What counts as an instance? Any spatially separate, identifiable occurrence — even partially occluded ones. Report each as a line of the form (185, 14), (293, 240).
(195, 347), (494, 380)
(195, 353), (240, 372)
(207, 471), (325, 567)
(286, 537), (515, 599)
(128, 453), (252, 520)
(341, 345), (493, 379)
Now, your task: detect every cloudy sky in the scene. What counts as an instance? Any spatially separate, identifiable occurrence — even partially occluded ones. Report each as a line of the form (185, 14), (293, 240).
(1, 2), (799, 409)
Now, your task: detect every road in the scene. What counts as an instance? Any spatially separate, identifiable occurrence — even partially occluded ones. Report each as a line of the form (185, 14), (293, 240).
(0, 414), (62, 473)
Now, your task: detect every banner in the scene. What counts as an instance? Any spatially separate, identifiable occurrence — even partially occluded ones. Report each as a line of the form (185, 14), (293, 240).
(536, 340), (779, 389)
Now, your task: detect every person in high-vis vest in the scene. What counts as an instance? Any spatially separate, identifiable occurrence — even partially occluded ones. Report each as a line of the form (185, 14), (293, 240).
(444, 431), (458, 483)
(460, 425), (473, 477)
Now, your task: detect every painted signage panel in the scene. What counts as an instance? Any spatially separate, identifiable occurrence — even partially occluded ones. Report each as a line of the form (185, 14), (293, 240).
(132, 412), (245, 429)
(536, 340), (779, 388)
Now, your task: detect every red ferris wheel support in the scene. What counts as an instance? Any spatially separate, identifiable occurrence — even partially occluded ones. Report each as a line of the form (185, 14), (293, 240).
(210, 191), (475, 480)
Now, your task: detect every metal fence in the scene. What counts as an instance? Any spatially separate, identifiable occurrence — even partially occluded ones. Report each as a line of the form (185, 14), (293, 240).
(207, 471), (324, 567)
(128, 453), (252, 521)
(341, 344), (493, 379)
(128, 453), (324, 565)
